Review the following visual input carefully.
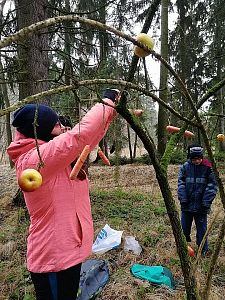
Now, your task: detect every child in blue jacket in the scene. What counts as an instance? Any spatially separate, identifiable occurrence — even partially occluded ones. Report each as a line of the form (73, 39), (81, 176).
(177, 144), (217, 255)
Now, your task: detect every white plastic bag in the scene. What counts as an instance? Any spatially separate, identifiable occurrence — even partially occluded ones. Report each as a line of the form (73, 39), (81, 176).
(92, 224), (123, 254)
(124, 236), (142, 255)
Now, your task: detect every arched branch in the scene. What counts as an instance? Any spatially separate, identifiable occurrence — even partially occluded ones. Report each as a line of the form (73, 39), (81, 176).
(0, 79), (198, 127)
(0, 14), (194, 106)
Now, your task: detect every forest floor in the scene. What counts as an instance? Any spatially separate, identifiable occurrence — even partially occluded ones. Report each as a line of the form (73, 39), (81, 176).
(0, 162), (225, 299)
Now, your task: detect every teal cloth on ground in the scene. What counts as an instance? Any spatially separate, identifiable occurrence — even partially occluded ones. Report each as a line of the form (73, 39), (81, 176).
(130, 264), (176, 289)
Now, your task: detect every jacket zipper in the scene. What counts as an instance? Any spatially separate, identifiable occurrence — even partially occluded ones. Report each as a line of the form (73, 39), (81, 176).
(193, 164), (197, 210)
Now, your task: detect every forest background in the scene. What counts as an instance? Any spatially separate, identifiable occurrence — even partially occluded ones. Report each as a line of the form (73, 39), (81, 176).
(0, 0), (225, 299)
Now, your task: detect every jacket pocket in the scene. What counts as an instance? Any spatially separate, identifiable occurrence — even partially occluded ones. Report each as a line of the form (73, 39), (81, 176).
(73, 213), (83, 247)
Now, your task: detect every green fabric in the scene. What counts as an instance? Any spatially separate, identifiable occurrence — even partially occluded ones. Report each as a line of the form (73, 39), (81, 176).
(130, 264), (175, 289)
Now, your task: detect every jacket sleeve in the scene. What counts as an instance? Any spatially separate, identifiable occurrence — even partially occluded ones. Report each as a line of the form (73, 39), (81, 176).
(177, 165), (188, 203)
(20, 101), (116, 178)
(202, 168), (218, 208)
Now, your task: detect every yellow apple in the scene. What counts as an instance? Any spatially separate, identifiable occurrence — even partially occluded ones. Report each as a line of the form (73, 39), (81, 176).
(217, 133), (225, 142)
(18, 169), (43, 192)
(134, 33), (155, 58)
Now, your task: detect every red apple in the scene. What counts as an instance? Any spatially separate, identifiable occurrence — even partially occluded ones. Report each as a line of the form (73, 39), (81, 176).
(188, 245), (195, 257)
(18, 169), (43, 192)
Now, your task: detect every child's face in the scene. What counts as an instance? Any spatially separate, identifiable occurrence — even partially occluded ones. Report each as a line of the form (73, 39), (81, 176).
(191, 157), (203, 165)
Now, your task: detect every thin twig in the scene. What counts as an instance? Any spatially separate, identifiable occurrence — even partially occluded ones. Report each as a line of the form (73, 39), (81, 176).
(32, 104), (45, 171)
(193, 209), (221, 273)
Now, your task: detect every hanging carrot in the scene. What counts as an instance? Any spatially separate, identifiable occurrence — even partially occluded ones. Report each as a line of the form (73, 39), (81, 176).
(128, 109), (144, 117)
(166, 125), (194, 138)
(98, 148), (111, 166)
(70, 145), (90, 180)
(133, 109), (144, 117)
(184, 130), (194, 138)
(166, 125), (180, 134)
(187, 245), (195, 257)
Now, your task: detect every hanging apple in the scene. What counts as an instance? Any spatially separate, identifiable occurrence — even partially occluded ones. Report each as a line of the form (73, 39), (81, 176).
(134, 33), (155, 58)
(18, 169), (43, 192)
(217, 134), (225, 142)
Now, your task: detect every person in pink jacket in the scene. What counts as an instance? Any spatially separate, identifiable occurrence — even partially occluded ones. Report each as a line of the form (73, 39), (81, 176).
(7, 88), (121, 300)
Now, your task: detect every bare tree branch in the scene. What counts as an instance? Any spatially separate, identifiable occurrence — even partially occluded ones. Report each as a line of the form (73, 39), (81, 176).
(0, 79), (199, 127)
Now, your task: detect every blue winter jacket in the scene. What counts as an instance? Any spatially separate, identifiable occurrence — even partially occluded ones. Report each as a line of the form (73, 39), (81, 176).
(177, 159), (217, 213)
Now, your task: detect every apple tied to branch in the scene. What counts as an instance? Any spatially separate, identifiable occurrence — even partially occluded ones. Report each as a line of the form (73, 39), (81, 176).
(134, 33), (155, 58)
(18, 169), (43, 192)
(217, 133), (225, 142)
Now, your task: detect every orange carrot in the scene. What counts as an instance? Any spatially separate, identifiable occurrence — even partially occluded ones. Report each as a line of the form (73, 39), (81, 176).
(98, 148), (111, 166)
(70, 145), (90, 180)
(166, 125), (180, 134)
(166, 125), (194, 138)
(184, 130), (194, 138)
(128, 109), (144, 117)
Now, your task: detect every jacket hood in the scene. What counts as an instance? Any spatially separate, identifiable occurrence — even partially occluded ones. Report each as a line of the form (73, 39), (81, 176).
(7, 131), (45, 163)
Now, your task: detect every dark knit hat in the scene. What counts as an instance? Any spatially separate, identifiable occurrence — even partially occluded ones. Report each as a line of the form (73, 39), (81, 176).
(103, 88), (120, 102)
(12, 104), (59, 141)
(187, 144), (204, 159)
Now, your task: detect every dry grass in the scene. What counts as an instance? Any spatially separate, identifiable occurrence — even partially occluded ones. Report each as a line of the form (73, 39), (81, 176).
(0, 163), (225, 299)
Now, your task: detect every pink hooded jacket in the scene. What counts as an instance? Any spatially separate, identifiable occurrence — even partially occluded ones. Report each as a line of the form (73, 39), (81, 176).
(7, 101), (116, 273)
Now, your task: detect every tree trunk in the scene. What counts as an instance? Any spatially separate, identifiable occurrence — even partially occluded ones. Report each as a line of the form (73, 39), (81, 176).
(157, 0), (169, 156)
(127, 123), (133, 162)
(97, 0), (110, 160)
(64, 0), (80, 120)
(117, 106), (201, 299)
(0, 59), (13, 167)
(214, 0), (225, 151)
(0, 0), (13, 166)
(98, 0), (108, 69)
(16, 0), (49, 101)
(177, 0), (188, 150)
(64, 0), (72, 86)
(133, 133), (138, 159)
